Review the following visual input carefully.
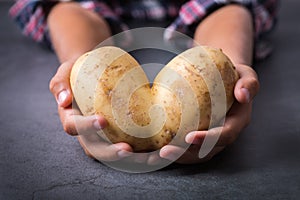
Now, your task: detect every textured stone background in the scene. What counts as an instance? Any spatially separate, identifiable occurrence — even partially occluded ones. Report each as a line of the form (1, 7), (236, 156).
(1, 1), (300, 199)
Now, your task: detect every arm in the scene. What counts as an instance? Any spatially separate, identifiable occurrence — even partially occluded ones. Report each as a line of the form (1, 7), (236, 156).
(195, 4), (254, 65)
(160, 4), (260, 163)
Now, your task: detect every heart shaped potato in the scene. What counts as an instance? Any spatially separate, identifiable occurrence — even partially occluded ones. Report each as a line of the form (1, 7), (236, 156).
(70, 46), (239, 152)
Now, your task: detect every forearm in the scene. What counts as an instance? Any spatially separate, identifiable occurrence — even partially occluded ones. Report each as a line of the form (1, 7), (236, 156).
(194, 4), (254, 66)
(47, 2), (111, 63)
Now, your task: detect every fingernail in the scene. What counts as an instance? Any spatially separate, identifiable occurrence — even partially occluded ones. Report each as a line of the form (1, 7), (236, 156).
(185, 131), (197, 143)
(186, 131), (205, 144)
(93, 118), (103, 130)
(117, 150), (132, 158)
(57, 90), (68, 105)
(241, 88), (250, 103)
(163, 153), (178, 161)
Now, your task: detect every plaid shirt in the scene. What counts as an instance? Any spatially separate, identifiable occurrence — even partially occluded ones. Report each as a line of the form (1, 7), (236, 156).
(9, 0), (279, 60)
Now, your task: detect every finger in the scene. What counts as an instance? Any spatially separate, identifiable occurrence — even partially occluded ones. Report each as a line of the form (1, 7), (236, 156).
(187, 102), (251, 148)
(79, 134), (133, 162)
(186, 126), (223, 159)
(197, 146), (225, 163)
(147, 152), (163, 165)
(119, 151), (164, 165)
(214, 102), (252, 147)
(160, 145), (219, 164)
(234, 64), (260, 103)
(133, 153), (149, 163)
(185, 131), (206, 145)
(185, 130), (220, 159)
(49, 61), (74, 107)
(58, 105), (107, 136)
(160, 144), (200, 163)
(74, 115), (108, 136)
(160, 144), (224, 164)
(77, 135), (96, 159)
(159, 145), (186, 163)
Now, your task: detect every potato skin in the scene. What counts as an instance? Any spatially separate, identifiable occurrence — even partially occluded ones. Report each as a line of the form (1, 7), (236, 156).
(70, 46), (239, 152)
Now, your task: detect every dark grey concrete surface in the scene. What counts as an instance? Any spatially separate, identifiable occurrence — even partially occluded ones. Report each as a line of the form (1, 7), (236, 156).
(1, 1), (300, 199)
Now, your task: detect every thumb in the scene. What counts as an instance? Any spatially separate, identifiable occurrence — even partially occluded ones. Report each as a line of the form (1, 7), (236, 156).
(234, 64), (260, 103)
(49, 61), (74, 107)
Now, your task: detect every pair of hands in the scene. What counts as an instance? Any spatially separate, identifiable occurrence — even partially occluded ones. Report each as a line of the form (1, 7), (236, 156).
(49, 60), (259, 165)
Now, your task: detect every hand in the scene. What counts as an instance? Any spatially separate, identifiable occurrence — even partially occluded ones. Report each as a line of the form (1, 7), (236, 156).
(48, 60), (169, 166)
(159, 64), (260, 164)
(49, 60), (133, 161)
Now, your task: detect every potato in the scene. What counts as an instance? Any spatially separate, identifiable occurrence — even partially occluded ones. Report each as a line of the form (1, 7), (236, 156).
(70, 46), (239, 152)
